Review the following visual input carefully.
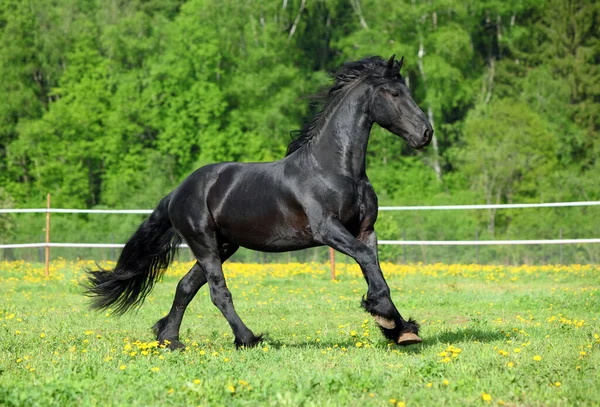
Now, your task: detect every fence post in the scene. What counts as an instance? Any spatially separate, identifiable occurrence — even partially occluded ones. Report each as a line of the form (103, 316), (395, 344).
(329, 247), (336, 280)
(559, 228), (563, 265)
(45, 193), (50, 278)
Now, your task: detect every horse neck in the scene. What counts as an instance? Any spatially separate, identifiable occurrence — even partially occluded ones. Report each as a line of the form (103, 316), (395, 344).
(307, 85), (373, 178)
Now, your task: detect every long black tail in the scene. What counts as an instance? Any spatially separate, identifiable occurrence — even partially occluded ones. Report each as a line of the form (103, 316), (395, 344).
(85, 194), (182, 314)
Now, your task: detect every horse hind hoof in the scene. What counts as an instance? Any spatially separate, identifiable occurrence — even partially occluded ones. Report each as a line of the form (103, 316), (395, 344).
(161, 339), (186, 351)
(397, 332), (422, 346)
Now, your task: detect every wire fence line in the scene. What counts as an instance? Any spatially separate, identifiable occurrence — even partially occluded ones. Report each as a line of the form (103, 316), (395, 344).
(3, 238), (600, 250)
(2, 200), (600, 214)
(1, 201), (599, 250)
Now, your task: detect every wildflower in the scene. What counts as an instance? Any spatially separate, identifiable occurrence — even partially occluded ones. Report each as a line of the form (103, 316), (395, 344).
(151, 367), (159, 372)
(193, 379), (201, 384)
(482, 393), (492, 402)
(443, 379), (449, 386)
(555, 382), (561, 387)
(227, 385), (236, 393)
(356, 342), (363, 348)
(426, 383), (432, 388)
(507, 362), (515, 368)
(533, 355), (542, 361)
(119, 365), (127, 370)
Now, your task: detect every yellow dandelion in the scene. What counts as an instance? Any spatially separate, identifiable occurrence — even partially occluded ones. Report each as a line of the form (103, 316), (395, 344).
(151, 367), (159, 372)
(507, 361), (515, 368)
(443, 379), (450, 386)
(555, 382), (561, 387)
(396, 402), (406, 407)
(533, 355), (542, 361)
(119, 364), (127, 370)
(40, 333), (46, 338)
(356, 342), (363, 348)
(226, 385), (236, 393)
(482, 392), (492, 402)
(426, 382), (432, 388)
(193, 379), (201, 385)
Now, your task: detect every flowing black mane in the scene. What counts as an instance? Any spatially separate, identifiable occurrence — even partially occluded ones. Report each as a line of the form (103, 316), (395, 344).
(286, 56), (400, 156)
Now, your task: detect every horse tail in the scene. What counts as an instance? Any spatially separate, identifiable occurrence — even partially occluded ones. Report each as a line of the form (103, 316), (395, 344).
(85, 193), (182, 314)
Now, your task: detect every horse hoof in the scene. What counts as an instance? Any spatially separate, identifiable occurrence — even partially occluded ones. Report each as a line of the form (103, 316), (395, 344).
(162, 339), (186, 351)
(372, 315), (396, 329)
(397, 332), (422, 346)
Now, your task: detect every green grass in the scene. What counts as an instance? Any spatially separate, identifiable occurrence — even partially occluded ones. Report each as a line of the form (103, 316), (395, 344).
(0, 261), (599, 406)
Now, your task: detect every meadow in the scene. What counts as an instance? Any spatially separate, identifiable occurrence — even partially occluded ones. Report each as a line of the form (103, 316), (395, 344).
(0, 260), (598, 406)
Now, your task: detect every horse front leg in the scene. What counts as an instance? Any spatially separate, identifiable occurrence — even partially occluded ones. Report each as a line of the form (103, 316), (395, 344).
(316, 217), (420, 345)
(357, 227), (421, 345)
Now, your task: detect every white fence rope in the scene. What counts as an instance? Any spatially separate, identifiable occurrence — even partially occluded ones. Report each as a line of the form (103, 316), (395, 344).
(1, 201), (599, 249)
(2, 239), (600, 250)
(2, 200), (600, 214)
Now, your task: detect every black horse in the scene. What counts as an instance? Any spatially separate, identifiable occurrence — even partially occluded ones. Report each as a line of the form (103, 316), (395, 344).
(86, 55), (433, 349)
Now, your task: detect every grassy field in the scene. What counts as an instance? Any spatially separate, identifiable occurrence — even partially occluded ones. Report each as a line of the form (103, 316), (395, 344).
(0, 260), (599, 406)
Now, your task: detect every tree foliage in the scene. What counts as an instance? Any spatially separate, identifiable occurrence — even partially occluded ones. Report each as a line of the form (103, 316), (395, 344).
(1, 0), (599, 263)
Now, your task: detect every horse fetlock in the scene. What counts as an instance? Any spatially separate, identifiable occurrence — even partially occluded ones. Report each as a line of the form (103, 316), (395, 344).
(372, 314), (396, 329)
(234, 333), (264, 349)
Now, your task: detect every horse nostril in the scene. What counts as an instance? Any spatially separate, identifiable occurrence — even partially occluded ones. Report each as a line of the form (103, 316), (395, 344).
(424, 128), (433, 143)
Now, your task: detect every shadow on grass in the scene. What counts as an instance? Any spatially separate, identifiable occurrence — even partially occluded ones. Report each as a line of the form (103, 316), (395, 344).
(262, 327), (504, 352)
(401, 327), (505, 353)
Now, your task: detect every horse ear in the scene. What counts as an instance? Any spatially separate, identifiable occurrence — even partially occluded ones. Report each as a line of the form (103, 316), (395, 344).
(387, 54), (396, 71)
(398, 56), (404, 71)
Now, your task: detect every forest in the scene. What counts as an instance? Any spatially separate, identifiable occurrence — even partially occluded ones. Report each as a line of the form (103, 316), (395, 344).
(0, 0), (599, 264)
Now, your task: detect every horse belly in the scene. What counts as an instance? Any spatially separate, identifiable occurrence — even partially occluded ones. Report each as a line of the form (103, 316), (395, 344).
(216, 202), (315, 252)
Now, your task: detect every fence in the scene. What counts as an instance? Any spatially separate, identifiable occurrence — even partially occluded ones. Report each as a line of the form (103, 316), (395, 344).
(1, 196), (600, 276)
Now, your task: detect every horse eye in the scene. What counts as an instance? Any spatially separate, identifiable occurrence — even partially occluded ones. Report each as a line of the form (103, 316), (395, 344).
(390, 91), (399, 97)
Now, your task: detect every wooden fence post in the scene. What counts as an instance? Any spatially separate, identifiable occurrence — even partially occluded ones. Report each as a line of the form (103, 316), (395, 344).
(329, 247), (336, 280)
(45, 193), (50, 278)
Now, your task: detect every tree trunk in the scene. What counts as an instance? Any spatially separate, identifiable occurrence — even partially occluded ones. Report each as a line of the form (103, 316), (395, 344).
(417, 37), (443, 182)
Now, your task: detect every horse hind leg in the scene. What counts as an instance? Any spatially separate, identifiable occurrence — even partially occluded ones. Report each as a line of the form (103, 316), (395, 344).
(153, 242), (240, 350)
(153, 262), (206, 350)
(186, 233), (261, 348)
